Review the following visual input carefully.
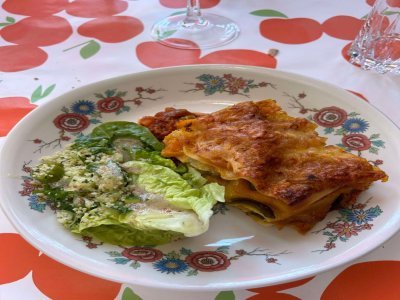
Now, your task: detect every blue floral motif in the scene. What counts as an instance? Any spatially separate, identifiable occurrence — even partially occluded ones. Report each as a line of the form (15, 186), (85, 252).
(345, 207), (382, 225)
(313, 203), (383, 253)
(106, 245), (288, 275)
(70, 100), (96, 115)
(184, 74), (274, 97)
(342, 118), (369, 133)
(153, 258), (189, 274)
(197, 74), (225, 95)
(28, 195), (46, 212)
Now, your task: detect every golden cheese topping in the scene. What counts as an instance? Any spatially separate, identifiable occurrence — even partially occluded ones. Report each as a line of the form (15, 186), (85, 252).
(144, 100), (388, 232)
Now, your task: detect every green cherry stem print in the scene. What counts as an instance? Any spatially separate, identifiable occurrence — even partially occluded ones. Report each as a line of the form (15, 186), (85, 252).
(1, 15), (73, 46)
(64, 16), (144, 59)
(251, 9), (323, 44)
(63, 40), (101, 60)
(0, 16), (15, 27)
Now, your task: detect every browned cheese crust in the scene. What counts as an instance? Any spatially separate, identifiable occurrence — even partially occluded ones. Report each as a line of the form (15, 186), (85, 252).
(146, 100), (388, 231)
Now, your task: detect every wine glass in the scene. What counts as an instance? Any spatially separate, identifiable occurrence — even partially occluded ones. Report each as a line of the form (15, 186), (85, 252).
(150, 0), (240, 49)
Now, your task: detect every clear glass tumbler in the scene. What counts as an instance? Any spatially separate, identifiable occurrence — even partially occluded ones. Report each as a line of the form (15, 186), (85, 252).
(348, 0), (400, 74)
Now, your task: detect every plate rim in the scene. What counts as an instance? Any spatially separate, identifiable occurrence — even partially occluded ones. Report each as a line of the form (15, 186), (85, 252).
(1, 64), (400, 291)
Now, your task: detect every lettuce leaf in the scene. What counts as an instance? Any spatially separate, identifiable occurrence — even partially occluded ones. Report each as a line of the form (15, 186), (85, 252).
(71, 161), (224, 246)
(39, 121), (225, 246)
(73, 121), (163, 154)
(125, 161), (224, 237)
(182, 166), (207, 187)
(127, 148), (187, 173)
(73, 207), (183, 246)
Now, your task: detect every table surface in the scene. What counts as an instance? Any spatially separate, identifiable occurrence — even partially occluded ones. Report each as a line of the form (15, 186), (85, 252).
(1, 0), (400, 299)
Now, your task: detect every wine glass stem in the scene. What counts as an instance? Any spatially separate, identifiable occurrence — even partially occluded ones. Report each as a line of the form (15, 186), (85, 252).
(184, 0), (203, 26)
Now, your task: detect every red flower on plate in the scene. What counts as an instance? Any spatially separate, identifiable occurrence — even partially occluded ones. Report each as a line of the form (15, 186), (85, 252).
(324, 243), (336, 250)
(19, 179), (35, 196)
(53, 113), (90, 132)
(313, 106), (347, 127)
(185, 251), (230, 272)
(342, 133), (372, 151)
(235, 249), (247, 256)
(266, 257), (278, 263)
(225, 76), (247, 94)
(122, 247), (163, 262)
(333, 222), (360, 238)
(97, 96), (124, 113)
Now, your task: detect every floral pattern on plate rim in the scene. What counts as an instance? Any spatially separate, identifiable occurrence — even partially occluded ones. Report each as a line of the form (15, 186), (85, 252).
(18, 74), (386, 265)
(182, 73), (276, 97)
(30, 87), (164, 153)
(282, 92), (385, 251)
(285, 92), (385, 165)
(312, 198), (382, 253)
(105, 246), (290, 276)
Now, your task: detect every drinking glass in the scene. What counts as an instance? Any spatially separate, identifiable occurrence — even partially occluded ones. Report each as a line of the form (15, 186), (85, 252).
(150, 0), (240, 49)
(348, 0), (400, 74)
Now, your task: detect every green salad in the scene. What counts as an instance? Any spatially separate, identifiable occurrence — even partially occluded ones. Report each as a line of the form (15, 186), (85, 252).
(31, 122), (224, 246)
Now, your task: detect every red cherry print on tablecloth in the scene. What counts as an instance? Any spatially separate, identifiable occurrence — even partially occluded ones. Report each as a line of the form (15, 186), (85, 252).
(78, 16), (143, 43)
(387, 0), (400, 7)
(32, 254), (121, 300)
(0, 97), (37, 136)
(136, 39), (277, 68)
(0, 233), (40, 284)
(260, 18), (323, 44)
(66, 0), (128, 18)
(321, 261), (400, 299)
(0, 45), (48, 72)
(136, 39), (200, 67)
(322, 16), (365, 40)
(2, 0), (68, 17)
(248, 277), (314, 299)
(199, 49), (277, 68)
(1, 16), (73, 46)
(159, 0), (220, 9)
(0, 234), (121, 298)
(367, 0), (400, 7)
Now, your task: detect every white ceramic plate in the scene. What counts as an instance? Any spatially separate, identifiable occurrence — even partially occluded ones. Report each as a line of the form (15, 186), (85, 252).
(1, 65), (399, 291)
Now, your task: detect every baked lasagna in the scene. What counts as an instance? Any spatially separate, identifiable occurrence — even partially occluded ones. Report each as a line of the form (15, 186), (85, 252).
(139, 100), (388, 232)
